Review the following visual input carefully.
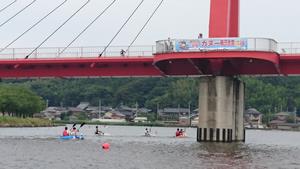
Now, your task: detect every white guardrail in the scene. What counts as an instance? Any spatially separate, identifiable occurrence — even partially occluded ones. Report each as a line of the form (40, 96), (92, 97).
(0, 45), (156, 59)
(0, 39), (299, 59)
(156, 38), (278, 53)
(277, 42), (300, 54)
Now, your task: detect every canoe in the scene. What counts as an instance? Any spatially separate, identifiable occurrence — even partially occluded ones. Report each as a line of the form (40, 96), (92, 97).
(96, 133), (111, 136)
(60, 135), (84, 140)
(175, 135), (187, 138)
(143, 133), (156, 137)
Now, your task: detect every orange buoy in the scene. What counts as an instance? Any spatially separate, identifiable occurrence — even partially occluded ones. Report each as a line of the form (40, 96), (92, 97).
(102, 143), (110, 149)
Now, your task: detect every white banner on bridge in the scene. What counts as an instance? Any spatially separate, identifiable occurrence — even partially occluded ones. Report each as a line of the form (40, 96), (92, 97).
(174, 38), (248, 52)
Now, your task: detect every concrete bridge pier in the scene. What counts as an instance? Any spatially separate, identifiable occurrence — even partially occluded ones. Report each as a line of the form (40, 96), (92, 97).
(197, 76), (245, 142)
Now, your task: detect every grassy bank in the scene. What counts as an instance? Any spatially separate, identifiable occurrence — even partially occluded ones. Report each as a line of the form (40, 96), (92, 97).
(54, 120), (195, 128)
(0, 116), (53, 127)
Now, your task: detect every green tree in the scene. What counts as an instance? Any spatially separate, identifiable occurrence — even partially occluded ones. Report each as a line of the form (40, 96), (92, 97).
(0, 85), (45, 117)
(244, 78), (287, 115)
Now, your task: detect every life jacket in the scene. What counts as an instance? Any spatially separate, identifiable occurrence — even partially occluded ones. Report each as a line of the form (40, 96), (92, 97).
(63, 130), (69, 136)
(175, 131), (180, 137)
(70, 129), (77, 135)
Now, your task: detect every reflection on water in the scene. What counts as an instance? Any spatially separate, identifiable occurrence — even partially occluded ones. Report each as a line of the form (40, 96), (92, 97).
(0, 126), (300, 169)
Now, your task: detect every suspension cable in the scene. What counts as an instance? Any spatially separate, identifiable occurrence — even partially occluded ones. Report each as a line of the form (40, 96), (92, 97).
(0, 0), (68, 53)
(59, 0), (117, 55)
(99, 0), (144, 57)
(0, 0), (37, 28)
(25, 0), (91, 59)
(126, 0), (164, 53)
(0, 0), (17, 14)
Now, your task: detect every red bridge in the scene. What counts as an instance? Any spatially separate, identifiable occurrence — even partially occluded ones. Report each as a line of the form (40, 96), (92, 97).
(0, 1), (299, 78)
(0, 41), (300, 78)
(1, 0), (299, 142)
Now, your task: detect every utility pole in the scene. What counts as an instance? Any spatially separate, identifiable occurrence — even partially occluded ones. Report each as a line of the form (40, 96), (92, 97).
(188, 102), (191, 127)
(156, 103), (159, 121)
(268, 108), (271, 125)
(135, 101), (138, 117)
(178, 104), (180, 120)
(98, 99), (101, 119)
(294, 107), (297, 124)
(46, 99), (49, 108)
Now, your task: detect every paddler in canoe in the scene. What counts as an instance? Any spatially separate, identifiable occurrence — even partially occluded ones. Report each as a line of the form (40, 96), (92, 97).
(62, 126), (70, 136)
(70, 126), (79, 136)
(60, 123), (85, 140)
(145, 128), (151, 137)
(175, 128), (187, 138)
(95, 126), (104, 135)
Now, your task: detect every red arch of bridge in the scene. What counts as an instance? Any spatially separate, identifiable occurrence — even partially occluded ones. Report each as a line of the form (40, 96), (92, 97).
(0, 0), (300, 78)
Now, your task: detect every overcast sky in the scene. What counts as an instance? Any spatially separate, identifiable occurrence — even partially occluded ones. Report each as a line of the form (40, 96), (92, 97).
(0, 0), (299, 48)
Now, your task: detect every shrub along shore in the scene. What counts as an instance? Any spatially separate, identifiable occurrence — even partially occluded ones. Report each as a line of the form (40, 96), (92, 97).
(0, 116), (53, 127)
(54, 120), (195, 128)
(0, 117), (192, 128)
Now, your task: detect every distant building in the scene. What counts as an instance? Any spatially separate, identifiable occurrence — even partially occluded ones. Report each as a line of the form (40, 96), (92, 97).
(192, 108), (199, 116)
(76, 102), (89, 110)
(85, 106), (100, 119)
(244, 108), (263, 128)
(190, 114), (199, 126)
(158, 108), (190, 120)
(179, 117), (190, 126)
(116, 105), (137, 121)
(103, 111), (126, 119)
(38, 102), (149, 122)
(134, 117), (148, 123)
(272, 123), (300, 130)
(68, 107), (84, 113)
(269, 112), (297, 129)
(35, 106), (67, 120)
(274, 112), (290, 121)
(137, 108), (152, 114)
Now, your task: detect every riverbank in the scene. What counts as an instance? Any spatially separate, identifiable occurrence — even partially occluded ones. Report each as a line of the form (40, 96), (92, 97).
(54, 120), (195, 128)
(0, 116), (53, 127)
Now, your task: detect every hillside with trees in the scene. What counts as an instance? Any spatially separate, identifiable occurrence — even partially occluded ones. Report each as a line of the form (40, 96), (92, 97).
(1, 77), (300, 122)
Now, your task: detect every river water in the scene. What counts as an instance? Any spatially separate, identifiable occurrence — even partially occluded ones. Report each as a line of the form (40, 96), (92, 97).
(0, 125), (300, 169)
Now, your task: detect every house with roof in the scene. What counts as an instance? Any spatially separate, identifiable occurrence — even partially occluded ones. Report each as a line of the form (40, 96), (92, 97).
(244, 108), (263, 128)
(269, 112), (290, 128)
(76, 102), (89, 110)
(103, 110), (126, 119)
(158, 108), (190, 120)
(269, 112), (299, 129)
(34, 106), (67, 120)
(85, 106), (100, 119)
(115, 105), (137, 121)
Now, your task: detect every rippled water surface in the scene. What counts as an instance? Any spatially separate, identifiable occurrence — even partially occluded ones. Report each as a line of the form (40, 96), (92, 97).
(0, 126), (300, 169)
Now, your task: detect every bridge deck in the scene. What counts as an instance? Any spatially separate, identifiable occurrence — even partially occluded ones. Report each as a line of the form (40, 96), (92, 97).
(0, 42), (300, 78)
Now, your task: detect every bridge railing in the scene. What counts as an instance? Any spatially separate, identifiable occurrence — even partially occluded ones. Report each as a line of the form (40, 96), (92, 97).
(156, 38), (278, 53)
(0, 45), (156, 59)
(277, 42), (300, 54)
(1, 41), (300, 60)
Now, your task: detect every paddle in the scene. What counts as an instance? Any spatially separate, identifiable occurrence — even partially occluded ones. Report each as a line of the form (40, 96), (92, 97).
(75, 123), (85, 139)
(78, 122), (85, 131)
(67, 123), (76, 134)
(149, 124), (155, 136)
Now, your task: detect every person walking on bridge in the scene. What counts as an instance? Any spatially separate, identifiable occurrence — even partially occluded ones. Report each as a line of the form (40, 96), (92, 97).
(120, 49), (126, 56)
